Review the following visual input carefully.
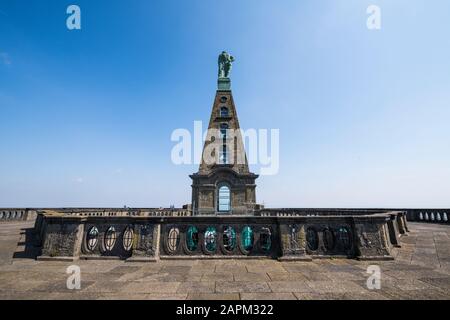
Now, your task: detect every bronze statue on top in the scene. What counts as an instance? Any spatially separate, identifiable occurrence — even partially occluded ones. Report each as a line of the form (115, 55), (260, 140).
(218, 51), (234, 78)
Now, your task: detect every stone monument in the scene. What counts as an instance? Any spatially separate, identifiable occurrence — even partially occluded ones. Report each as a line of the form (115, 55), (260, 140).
(190, 51), (259, 215)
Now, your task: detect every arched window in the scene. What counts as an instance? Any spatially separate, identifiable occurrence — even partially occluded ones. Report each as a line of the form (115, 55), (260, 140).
(218, 184), (231, 212)
(220, 106), (229, 117)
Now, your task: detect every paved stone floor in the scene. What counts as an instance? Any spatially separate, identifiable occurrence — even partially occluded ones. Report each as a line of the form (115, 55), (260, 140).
(0, 221), (449, 300)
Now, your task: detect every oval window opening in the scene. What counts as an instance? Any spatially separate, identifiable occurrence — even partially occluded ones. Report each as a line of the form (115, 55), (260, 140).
(168, 227), (180, 253)
(186, 226), (199, 252)
(241, 226), (254, 252)
(337, 227), (351, 250)
(323, 228), (335, 251)
(123, 226), (134, 251)
(86, 226), (99, 251)
(204, 227), (217, 252)
(306, 228), (319, 251)
(260, 227), (272, 252)
(223, 226), (236, 251)
(104, 226), (116, 251)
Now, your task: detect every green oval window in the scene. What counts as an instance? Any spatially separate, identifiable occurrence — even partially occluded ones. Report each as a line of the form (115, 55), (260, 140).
(204, 226), (217, 252)
(241, 226), (254, 251)
(223, 226), (236, 251)
(186, 226), (199, 251)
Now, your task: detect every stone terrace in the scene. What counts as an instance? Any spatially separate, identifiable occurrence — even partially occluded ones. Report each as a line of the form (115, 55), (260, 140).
(0, 221), (449, 300)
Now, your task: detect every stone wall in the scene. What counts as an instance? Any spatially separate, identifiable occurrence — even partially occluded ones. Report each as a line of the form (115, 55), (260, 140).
(34, 210), (408, 262)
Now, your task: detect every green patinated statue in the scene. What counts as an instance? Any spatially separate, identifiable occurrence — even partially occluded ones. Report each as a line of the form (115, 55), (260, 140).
(218, 51), (234, 78)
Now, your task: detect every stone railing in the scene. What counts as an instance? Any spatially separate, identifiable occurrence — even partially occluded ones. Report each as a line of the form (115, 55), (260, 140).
(402, 209), (449, 224)
(34, 210), (408, 262)
(257, 208), (388, 217)
(0, 209), (37, 222)
(258, 208), (449, 225)
(55, 208), (192, 217)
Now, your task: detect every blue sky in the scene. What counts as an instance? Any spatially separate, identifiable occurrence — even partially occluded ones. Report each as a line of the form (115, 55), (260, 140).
(1, 0), (449, 208)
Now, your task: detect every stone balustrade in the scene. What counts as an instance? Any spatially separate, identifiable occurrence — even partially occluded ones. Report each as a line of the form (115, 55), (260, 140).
(37, 208), (192, 217)
(0, 209), (36, 222)
(404, 209), (449, 223)
(33, 210), (408, 262)
(258, 208), (449, 225)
